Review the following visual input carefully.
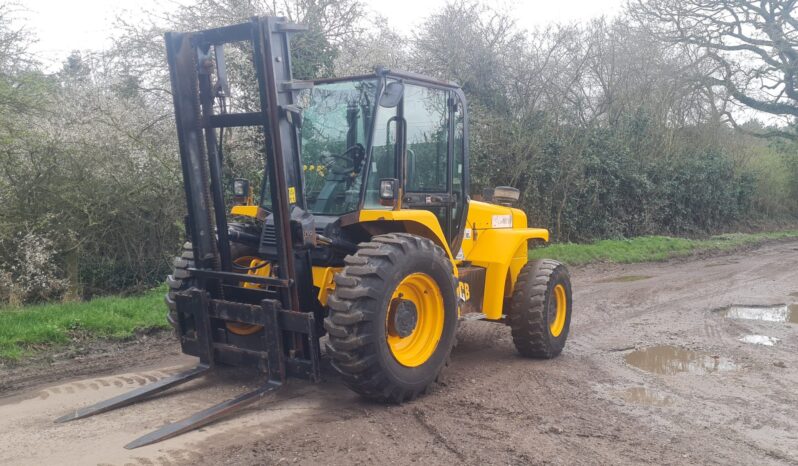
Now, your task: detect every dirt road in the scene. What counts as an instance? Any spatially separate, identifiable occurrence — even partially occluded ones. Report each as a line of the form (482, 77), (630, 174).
(2, 240), (798, 465)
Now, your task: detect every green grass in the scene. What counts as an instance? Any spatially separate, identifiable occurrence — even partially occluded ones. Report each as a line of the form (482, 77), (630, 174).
(529, 230), (798, 266)
(0, 287), (169, 361)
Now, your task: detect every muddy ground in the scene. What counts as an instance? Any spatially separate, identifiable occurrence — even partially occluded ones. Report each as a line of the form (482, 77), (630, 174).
(2, 240), (798, 465)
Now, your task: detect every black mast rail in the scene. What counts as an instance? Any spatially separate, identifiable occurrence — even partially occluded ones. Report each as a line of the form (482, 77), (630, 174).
(54, 16), (319, 449)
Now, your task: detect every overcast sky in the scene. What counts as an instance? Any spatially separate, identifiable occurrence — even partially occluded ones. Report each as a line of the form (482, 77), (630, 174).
(22, 0), (624, 69)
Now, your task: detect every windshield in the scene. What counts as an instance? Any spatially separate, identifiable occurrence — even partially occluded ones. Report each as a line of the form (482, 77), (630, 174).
(298, 79), (377, 215)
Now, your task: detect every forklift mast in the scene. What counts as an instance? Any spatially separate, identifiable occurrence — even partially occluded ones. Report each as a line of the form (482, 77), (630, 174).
(165, 16), (312, 314)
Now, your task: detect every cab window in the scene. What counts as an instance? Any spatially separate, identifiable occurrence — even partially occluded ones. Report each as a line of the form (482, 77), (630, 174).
(404, 84), (449, 192)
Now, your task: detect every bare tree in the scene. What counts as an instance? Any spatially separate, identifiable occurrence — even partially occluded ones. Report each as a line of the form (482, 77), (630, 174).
(633, 0), (798, 138)
(334, 16), (407, 75)
(411, 1), (524, 109)
(0, 2), (36, 73)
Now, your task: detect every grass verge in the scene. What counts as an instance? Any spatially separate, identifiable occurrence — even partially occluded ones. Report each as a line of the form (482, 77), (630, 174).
(0, 287), (169, 361)
(529, 230), (798, 266)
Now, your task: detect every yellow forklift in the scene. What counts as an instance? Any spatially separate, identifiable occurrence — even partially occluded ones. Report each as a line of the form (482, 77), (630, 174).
(55, 16), (572, 449)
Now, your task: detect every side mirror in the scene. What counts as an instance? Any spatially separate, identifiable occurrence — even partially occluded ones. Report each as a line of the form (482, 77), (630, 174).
(379, 82), (404, 108)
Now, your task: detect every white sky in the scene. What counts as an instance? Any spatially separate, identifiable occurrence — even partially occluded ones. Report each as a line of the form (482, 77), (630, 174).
(22, 0), (624, 69)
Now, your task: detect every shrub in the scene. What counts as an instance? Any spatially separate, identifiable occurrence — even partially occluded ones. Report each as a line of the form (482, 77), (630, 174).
(0, 232), (68, 305)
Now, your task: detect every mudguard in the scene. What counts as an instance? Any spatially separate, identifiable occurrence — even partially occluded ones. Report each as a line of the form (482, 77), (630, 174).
(466, 227), (549, 319)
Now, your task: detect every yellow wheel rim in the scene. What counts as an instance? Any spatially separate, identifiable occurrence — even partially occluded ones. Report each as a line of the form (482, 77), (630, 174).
(386, 273), (444, 367)
(550, 283), (567, 337)
(226, 257), (269, 336)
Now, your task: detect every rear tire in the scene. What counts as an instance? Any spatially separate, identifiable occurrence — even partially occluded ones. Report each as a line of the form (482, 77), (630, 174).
(324, 233), (458, 403)
(508, 259), (572, 358)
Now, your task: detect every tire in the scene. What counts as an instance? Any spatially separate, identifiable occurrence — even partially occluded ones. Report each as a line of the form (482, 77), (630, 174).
(164, 239), (256, 329)
(324, 233), (458, 403)
(508, 259), (572, 359)
(165, 242), (194, 329)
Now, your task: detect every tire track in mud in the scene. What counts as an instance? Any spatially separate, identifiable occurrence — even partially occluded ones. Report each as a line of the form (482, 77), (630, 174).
(0, 331), (184, 397)
(0, 362), (320, 466)
(14, 370), (176, 407)
(412, 407), (466, 461)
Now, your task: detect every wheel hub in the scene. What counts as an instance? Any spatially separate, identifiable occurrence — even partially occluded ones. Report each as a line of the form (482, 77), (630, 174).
(389, 298), (418, 338)
(385, 272), (445, 368)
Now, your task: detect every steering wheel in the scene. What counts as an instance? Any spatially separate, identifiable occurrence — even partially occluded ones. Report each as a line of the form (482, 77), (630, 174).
(326, 143), (365, 175)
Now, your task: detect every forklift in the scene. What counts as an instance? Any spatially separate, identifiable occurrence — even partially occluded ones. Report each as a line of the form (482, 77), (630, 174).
(55, 16), (572, 449)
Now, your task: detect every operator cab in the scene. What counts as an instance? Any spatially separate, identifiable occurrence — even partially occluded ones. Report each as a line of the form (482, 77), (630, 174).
(304, 69), (469, 248)
(255, 69), (469, 260)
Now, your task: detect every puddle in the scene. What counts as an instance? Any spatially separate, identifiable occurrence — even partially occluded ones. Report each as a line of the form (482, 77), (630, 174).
(619, 387), (673, 406)
(598, 275), (652, 283)
(739, 335), (780, 346)
(723, 304), (798, 324)
(624, 345), (736, 375)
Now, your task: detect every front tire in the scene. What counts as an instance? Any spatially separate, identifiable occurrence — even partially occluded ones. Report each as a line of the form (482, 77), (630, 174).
(164, 240), (256, 330)
(508, 259), (572, 358)
(324, 233), (458, 403)
(165, 242), (194, 329)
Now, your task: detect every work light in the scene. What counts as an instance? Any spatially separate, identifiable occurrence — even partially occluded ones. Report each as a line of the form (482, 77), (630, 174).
(233, 178), (249, 198)
(380, 178), (397, 200)
(493, 186), (520, 206)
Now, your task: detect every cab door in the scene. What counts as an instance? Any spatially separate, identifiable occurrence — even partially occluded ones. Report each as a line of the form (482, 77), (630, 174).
(401, 83), (464, 246)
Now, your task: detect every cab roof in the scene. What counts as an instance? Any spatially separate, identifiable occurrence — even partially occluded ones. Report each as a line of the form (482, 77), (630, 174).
(313, 67), (461, 90)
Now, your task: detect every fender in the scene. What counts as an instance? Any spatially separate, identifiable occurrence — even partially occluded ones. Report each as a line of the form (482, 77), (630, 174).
(466, 227), (549, 320)
(358, 209), (456, 264)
